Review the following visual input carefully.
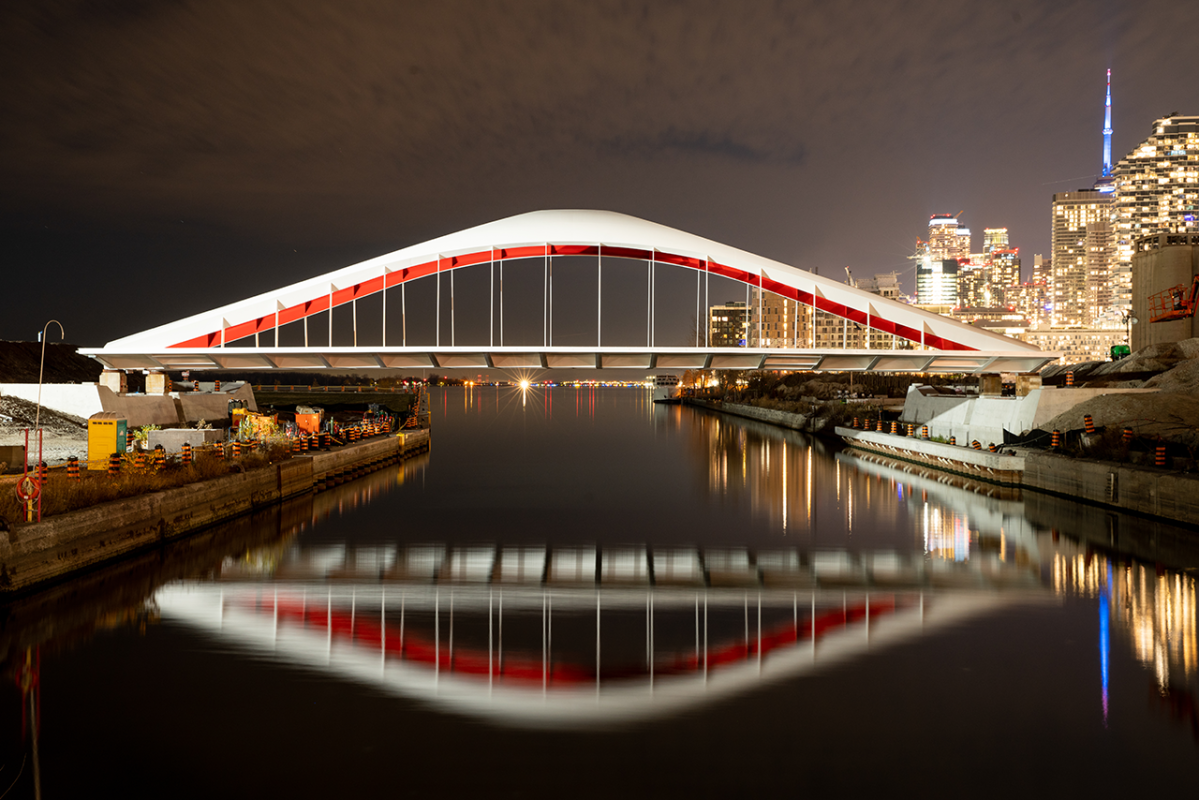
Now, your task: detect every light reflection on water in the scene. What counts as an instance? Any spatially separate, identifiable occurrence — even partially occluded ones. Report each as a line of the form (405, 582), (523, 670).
(206, 388), (1199, 710)
(4, 387), (1199, 796)
(187, 388), (1199, 732)
(155, 581), (1015, 730)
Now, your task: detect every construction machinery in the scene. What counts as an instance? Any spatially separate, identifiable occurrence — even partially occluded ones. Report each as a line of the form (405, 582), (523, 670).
(1148, 276), (1199, 323)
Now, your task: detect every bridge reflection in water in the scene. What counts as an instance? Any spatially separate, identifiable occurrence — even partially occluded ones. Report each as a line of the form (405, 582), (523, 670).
(156, 538), (1045, 729)
(158, 583), (1022, 729)
(8, 392), (1199, 799)
(137, 404), (1197, 733)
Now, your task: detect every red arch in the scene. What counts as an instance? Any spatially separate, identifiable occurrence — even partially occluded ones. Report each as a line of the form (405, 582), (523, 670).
(171, 246), (972, 351)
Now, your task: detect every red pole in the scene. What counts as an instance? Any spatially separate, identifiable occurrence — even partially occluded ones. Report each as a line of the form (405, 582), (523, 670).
(37, 429), (43, 522)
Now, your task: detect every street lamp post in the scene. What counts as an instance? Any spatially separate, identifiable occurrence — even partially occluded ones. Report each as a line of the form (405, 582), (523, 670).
(1122, 311), (1138, 347)
(23, 320), (66, 523)
(35, 320), (65, 433)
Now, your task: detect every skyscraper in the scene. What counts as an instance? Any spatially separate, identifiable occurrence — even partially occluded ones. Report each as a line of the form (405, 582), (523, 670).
(1050, 189), (1112, 326)
(916, 215), (968, 308)
(1112, 114), (1199, 311)
(956, 260), (988, 308)
(1042, 71), (1121, 327)
(916, 259), (959, 308)
(988, 248), (1021, 304)
(925, 215), (971, 261)
(983, 228), (1010, 254)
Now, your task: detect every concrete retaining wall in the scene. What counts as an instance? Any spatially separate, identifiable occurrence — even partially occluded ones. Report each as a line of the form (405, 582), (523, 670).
(1022, 489), (1199, 567)
(0, 465), (291, 592)
(0, 383), (105, 420)
(1023, 452), (1199, 526)
(0, 429), (430, 594)
(898, 385), (1153, 445)
(687, 400), (828, 432)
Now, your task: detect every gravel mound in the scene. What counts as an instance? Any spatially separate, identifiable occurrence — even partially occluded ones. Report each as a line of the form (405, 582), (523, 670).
(1032, 340), (1199, 448)
(0, 395), (87, 434)
(1144, 358), (1199, 392)
(0, 395), (89, 467)
(1041, 338), (1199, 388)
(1039, 391), (1199, 447)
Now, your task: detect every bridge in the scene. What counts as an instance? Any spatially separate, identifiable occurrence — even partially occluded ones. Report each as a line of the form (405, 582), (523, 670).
(81, 210), (1055, 374)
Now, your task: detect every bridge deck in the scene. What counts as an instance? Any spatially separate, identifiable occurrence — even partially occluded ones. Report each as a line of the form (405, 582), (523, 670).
(80, 345), (1057, 374)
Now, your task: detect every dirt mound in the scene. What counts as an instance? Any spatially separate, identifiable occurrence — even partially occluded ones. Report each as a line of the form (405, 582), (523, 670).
(0, 340), (102, 384)
(1145, 358), (1199, 392)
(1039, 391), (1199, 449)
(0, 395), (89, 467)
(1041, 338), (1199, 388)
(0, 395), (87, 434)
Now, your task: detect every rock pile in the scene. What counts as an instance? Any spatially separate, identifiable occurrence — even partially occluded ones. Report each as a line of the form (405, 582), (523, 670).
(1037, 338), (1199, 450)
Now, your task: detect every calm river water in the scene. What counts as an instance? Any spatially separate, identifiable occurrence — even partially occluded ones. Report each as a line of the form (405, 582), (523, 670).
(2, 386), (1197, 797)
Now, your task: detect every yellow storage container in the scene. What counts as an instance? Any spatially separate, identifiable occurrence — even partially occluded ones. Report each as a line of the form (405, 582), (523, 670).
(87, 412), (127, 470)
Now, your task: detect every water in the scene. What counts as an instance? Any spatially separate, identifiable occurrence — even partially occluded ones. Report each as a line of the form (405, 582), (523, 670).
(2, 387), (1197, 797)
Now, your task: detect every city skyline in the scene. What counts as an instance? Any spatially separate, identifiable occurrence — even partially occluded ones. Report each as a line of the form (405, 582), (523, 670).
(2, 1), (1198, 346)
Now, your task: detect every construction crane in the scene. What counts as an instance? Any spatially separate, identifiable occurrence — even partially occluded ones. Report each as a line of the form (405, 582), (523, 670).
(1148, 277), (1199, 322)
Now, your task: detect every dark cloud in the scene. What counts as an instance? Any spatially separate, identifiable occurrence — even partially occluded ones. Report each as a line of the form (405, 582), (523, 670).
(601, 130), (806, 164)
(1, 0), (1198, 343)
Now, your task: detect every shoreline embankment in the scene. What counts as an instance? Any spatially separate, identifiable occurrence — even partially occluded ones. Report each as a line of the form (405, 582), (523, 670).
(686, 398), (1199, 529)
(684, 398), (836, 434)
(0, 430), (429, 595)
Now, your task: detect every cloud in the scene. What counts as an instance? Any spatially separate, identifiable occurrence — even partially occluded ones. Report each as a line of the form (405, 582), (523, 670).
(0, 1), (1196, 263)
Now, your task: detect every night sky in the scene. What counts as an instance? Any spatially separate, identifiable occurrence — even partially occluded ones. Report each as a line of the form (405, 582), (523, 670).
(4, 0), (1198, 347)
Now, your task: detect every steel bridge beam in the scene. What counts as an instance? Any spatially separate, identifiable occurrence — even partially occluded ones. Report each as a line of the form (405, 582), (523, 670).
(83, 346), (1057, 375)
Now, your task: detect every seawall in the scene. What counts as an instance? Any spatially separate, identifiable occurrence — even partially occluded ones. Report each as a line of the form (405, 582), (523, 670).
(689, 397), (1199, 529)
(0, 429), (429, 594)
(685, 399), (830, 433)
(1022, 450), (1199, 527)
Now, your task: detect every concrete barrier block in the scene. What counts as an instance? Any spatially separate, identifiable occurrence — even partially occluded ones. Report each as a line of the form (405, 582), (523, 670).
(0, 445), (25, 473)
(147, 428), (224, 453)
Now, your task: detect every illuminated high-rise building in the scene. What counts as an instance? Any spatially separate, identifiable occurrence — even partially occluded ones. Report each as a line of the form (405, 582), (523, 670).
(1032, 254), (1051, 286)
(983, 228), (1009, 254)
(1112, 114), (1199, 312)
(956, 260), (988, 308)
(1011, 280), (1050, 329)
(916, 259), (959, 309)
(1037, 72), (1125, 330)
(709, 301), (751, 347)
(748, 288), (800, 348)
(812, 272), (908, 349)
(988, 249), (1021, 305)
(1050, 189), (1112, 327)
(915, 215), (968, 310)
(926, 215), (971, 261)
